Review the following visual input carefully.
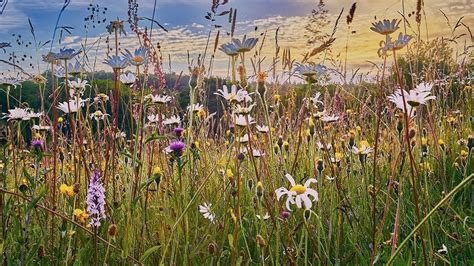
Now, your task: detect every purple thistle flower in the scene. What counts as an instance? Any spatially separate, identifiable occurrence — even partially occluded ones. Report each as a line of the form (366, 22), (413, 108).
(169, 140), (186, 157)
(173, 127), (184, 137)
(31, 139), (44, 149)
(86, 170), (106, 228)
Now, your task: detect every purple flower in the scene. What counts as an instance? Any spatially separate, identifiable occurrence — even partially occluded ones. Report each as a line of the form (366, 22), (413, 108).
(31, 139), (44, 149)
(280, 211), (291, 219)
(169, 140), (186, 156)
(173, 127), (184, 137)
(86, 170), (106, 228)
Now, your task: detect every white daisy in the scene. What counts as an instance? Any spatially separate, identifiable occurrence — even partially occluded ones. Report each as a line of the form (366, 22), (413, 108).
(162, 115), (181, 126)
(57, 99), (87, 114)
(275, 174), (319, 211)
(187, 103), (204, 113)
(256, 213), (271, 220)
(90, 110), (109, 121)
(316, 141), (332, 151)
(309, 92), (323, 106)
(351, 140), (374, 155)
(3, 107), (32, 121)
(32, 125), (51, 131)
(120, 72), (136, 85)
(234, 104), (255, 115)
(256, 125), (269, 133)
(198, 203), (216, 224)
(234, 114), (255, 127)
(145, 94), (172, 104)
(321, 114), (339, 123)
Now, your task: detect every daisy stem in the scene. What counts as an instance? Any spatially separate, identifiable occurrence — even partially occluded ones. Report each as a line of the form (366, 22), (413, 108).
(393, 50), (429, 265)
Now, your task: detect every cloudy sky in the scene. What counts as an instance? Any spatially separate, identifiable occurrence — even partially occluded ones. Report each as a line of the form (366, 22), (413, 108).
(0, 0), (472, 80)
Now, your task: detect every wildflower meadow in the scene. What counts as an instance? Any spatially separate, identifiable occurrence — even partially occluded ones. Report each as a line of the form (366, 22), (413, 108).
(0, 0), (472, 265)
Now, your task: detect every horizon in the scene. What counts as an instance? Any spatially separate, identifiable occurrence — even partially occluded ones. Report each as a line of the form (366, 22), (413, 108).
(0, 0), (472, 83)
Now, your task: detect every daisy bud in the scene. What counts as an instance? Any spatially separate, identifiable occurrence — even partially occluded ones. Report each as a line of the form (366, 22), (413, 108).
(37, 245), (45, 258)
(247, 179), (253, 190)
(438, 139), (445, 150)
(277, 136), (283, 149)
(226, 169), (234, 182)
(396, 120), (403, 134)
(316, 159), (324, 174)
(256, 234), (267, 247)
(304, 209), (311, 221)
(283, 140), (290, 152)
(273, 143), (280, 154)
(256, 181), (263, 198)
(73, 183), (80, 194)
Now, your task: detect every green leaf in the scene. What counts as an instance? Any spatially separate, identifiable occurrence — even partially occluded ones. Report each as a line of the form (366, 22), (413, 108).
(228, 234), (234, 249)
(27, 186), (48, 211)
(145, 133), (167, 144)
(140, 245), (161, 262)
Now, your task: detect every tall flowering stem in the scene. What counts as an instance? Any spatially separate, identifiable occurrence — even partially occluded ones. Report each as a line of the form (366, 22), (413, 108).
(392, 50), (429, 264)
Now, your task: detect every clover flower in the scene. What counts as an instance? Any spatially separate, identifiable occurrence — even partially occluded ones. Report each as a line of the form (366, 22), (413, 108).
(86, 170), (106, 228)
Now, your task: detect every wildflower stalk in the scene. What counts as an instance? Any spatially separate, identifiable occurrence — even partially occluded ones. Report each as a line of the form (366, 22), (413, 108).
(370, 52), (387, 264)
(19, 152), (41, 266)
(392, 50), (429, 264)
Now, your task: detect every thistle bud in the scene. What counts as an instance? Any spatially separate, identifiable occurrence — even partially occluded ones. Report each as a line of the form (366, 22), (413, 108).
(73, 183), (80, 194)
(468, 135), (474, 151)
(208, 242), (217, 254)
(408, 128), (416, 139)
(108, 224), (118, 237)
(256, 234), (267, 247)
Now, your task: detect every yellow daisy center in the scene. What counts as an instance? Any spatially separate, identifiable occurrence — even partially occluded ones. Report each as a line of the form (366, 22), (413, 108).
(290, 184), (306, 195)
(132, 56), (144, 63)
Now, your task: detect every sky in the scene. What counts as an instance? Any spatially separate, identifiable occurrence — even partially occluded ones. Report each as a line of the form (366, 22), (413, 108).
(0, 0), (472, 81)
